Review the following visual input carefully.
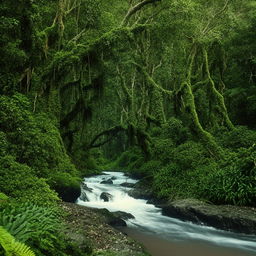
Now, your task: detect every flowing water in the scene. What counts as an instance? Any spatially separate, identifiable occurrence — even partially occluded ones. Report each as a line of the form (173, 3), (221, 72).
(77, 171), (256, 256)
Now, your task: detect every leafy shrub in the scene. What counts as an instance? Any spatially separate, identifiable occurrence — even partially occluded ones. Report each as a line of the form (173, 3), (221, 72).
(0, 94), (78, 179)
(115, 147), (142, 168)
(0, 94), (81, 202)
(127, 156), (144, 171)
(171, 141), (210, 170)
(199, 165), (256, 206)
(161, 118), (190, 145)
(151, 119), (190, 164)
(196, 147), (256, 206)
(151, 138), (174, 164)
(139, 160), (162, 176)
(152, 163), (187, 199)
(0, 156), (59, 205)
(217, 126), (256, 150)
(0, 132), (8, 157)
(128, 160), (161, 179)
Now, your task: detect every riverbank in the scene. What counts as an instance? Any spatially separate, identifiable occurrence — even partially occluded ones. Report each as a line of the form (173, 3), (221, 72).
(61, 202), (149, 256)
(128, 181), (256, 235)
(161, 199), (256, 234)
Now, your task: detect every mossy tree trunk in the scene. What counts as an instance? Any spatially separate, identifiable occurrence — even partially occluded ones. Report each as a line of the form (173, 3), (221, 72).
(202, 47), (234, 131)
(178, 45), (222, 157)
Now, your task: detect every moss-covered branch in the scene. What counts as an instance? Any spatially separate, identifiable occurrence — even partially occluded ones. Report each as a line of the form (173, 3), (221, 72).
(203, 47), (234, 130)
(132, 62), (173, 96)
(121, 0), (162, 26)
(87, 126), (125, 148)
(179, 46), (222, 157)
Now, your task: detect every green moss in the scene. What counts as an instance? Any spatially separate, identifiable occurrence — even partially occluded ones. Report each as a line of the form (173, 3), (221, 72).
(0, 156), (59, 205)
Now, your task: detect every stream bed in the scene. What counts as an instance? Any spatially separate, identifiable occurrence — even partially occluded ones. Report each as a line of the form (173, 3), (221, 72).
(77, 172), (256, 256)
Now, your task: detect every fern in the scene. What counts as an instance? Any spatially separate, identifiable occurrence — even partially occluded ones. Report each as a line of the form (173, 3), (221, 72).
(0, 203), (61, 251)
(0, 226), (35, 256)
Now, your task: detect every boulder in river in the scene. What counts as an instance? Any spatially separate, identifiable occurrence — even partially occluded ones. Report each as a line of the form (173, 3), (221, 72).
(128, 182), (153, 200)
(81, 183), (93, 192)
(54, 183), (81, 203)
(161, 199), (256, 234)
(95, 208), (127, 227)
(100, 192), (113, 202)
(100, 179), (113, 184)
(120, 182), (135, 188)
(112, 211), (135, 220)
(79, 190), (89, 202)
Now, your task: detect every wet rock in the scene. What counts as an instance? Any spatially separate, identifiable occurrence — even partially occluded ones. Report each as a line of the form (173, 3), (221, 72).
(146, 198), (166, 205)
(128, 181), (154, 200)
(100, 192), (113, 202)
(54, 183), (81, 203)
(108, 217), (127, 227)
(112, 211), (135, 220)
(79, 190), (89, 202)
(161, 199), (256, 234)
(100, 179), (113, 184)
(128, 187), (153, 200)
(81, 183), (93, 192)
(111, 176), (117, 180)
(120, 182), (135, 188)
(95, 208), (127, 227)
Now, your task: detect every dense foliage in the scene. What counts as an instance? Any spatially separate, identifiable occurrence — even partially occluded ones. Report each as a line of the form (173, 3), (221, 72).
(0, 0), (256, 255)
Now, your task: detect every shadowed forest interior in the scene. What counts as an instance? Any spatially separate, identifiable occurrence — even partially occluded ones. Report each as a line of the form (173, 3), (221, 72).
(0, 0), (256, 255)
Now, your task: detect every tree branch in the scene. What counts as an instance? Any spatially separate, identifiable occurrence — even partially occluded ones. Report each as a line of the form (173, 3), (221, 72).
(202, 0), (231, 35)
(121, 0), (161, 26)
(132, 62), (173, 96)
(88, 126), (125, 148)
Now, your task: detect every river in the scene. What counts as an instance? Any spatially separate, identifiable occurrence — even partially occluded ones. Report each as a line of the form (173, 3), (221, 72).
(77, 171), (256, 256)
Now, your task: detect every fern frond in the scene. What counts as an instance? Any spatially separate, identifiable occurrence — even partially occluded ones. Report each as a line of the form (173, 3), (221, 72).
(0, 203), (61, 243)
(0, 226), (35, 256)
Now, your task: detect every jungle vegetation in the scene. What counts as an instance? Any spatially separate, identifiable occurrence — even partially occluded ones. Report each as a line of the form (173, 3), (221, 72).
(0, 0), (256, 255)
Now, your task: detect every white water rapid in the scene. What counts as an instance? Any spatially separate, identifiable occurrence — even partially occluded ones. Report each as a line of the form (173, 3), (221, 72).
(77, 171), (256, 256)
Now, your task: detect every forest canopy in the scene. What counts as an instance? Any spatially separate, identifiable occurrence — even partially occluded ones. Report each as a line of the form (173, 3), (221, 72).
(0, 0), (256, 255)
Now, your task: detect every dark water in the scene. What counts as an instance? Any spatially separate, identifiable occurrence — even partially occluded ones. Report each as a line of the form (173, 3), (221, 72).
(77, 172), (256, 256)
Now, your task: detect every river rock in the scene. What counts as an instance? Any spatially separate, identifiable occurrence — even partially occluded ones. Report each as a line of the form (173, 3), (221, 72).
(146, 198), (166, 205)
(120, 182), (135, 188)
(79, 190), (89, 202)
(100, 192), (113, 202)
(112, 211), (135, 220)
(128, 186), (153, 200)
(54, 183), (81, 203)
(161, 199), (256, 234)
(81, 183), (93, 192)
(95, 208), (127, 227)
(100, 179), (113, 184)
(108, 217), (126, 227)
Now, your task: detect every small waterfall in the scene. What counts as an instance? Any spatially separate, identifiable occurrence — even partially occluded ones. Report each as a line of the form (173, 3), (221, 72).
(77, 172), (256, 255)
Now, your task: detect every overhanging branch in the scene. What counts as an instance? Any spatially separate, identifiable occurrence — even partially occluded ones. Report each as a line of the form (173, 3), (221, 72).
(88, 126), (125, 148)
(121, 0), (161, 26)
